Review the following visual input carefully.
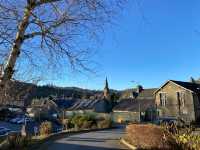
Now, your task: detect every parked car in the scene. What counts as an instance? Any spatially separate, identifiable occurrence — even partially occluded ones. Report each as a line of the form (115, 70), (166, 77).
(16, 118), (33, 124)
(9, 117), (22, 124)
(53, 125), (63, 133)
(5, 117), (13, 122)
(155, 117), (186, 127)
(0, 127), (11, 136)
(51, 121), (63, 133)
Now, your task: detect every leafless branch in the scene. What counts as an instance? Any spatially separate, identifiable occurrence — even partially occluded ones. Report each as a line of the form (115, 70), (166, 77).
(0, 0), (126, 93)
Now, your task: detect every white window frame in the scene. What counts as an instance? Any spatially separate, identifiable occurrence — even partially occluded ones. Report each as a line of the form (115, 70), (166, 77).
(159, 92), (167, 106)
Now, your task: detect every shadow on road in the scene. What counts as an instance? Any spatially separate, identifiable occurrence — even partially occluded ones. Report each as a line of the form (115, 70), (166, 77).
(48, 142), (127, 150)
(67, 137), (119, 142)
(45, 126), (128, 150)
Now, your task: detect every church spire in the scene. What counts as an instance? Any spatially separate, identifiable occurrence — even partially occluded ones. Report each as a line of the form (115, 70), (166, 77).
(105, 77), (109, 89)
(104, 77), (110, 99)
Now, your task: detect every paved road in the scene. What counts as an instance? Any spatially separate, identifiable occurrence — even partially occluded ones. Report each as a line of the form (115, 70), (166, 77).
(46, 127), (128, 150)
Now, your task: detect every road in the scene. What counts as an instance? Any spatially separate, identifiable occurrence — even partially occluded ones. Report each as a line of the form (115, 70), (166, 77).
(46, 127), (128, 150)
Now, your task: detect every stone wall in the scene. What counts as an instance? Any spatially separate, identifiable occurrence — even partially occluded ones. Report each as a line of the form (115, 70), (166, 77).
(112, 111), (140, 123)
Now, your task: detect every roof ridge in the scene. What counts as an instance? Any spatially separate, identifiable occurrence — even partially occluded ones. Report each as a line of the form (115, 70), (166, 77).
(170, 80), (200, 85)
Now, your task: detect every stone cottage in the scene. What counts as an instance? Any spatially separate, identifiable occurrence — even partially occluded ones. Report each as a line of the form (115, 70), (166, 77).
(112, 88), (157, 123)
(154, 80), (200, 123)
(112, 99), (155, 123)
(65, 78), (113, 117)
(65, 99), (112, 117)
(27, 98), (60, 119)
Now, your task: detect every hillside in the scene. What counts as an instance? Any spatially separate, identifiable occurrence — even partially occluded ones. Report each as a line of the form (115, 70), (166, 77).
(1, 81), (120, 106)
(0, 80), (148, 107)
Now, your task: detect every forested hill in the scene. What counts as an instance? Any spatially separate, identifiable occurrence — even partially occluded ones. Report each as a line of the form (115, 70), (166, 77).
(32, 84), (103, 99)
(2, 81), (120, 106)
(1, 80), (139, 107)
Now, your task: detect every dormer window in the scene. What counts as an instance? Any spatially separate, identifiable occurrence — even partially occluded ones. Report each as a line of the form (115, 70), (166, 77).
(159, 92), (167, 106)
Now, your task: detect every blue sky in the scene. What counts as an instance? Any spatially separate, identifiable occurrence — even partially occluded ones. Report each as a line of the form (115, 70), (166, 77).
(53, 0), (200, 90)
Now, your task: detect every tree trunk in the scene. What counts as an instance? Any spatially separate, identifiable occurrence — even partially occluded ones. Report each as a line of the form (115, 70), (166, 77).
(0, 4), (34, 88)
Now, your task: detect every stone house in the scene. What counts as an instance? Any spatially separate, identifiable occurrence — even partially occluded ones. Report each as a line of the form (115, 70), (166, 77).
(65, 78), (113, 117)
(27, 98), (60, 119)
(27, 98), (77, 120)
(112, 99), (155, 123)
(154, 80), (200, 123)
(112, 88), (157, 123)
(65, 99), (112, 117)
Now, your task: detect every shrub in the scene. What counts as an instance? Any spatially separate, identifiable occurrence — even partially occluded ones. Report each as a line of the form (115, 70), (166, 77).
(67, 119), (75, 129)
(3, 133), (31, 150)
(91, 124), (97, 130)
(164, 125), (200, 150)
(39, 121), (52, 136)
(174, 134), (200, 150)
(70, 114), (96, 130)
(125, 124), (174, 150)
(97, 118), (112, 129)
(71, 115), (83, 129)
(82, 121), (94, 129)
(124, 124), (200, 150)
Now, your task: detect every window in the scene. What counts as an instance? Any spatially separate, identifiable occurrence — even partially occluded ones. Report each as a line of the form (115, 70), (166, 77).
(177, 91), (185, 107)
(159, 92), (167, 106)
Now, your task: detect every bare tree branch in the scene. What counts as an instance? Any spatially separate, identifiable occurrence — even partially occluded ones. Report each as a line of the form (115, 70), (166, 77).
(0, 0), (126, 100)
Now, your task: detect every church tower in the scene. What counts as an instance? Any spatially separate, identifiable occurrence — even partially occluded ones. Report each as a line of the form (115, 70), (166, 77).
(104, 77), (110, 99)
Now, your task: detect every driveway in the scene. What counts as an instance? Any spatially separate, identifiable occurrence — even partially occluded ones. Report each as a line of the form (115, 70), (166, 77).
(46, 127), (128, 150)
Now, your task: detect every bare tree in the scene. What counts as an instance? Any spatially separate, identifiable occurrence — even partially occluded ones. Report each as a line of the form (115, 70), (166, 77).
(0, 0), (125, 90)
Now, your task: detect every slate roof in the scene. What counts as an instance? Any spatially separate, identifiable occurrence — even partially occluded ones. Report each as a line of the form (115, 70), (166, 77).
(31, 98), (77, 109)
(67, 99), (111, 113)
(113, 99), (155, 112)
(68, 99), (99, 110)
(68, 99), (106, 110)
(137, 88), (157, 99)
(155, 80), (200, 94)
(171, 80), (200, 93)
(53, 99), (77, 109)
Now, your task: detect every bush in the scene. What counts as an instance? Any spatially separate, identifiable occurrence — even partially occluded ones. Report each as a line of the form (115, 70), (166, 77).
(124, 124), (200, 150)
(164, 125), (200, 150)
(66, 114), (112, 130)
(70, 114), (96, 130)
(97, 118), (112, 129)
(67, 119), (75, 129)
(125, 124), (174, 150)
(2, 133), (31, 150)
(82, 121), (94, 129)
(39, 121), (52, 136)
(70, 115), (83, 129)
(174, 134), (200, 150)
